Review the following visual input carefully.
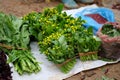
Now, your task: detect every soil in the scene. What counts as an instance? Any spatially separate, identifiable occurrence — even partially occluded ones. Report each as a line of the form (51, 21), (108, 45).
(0, 0), (120, 80)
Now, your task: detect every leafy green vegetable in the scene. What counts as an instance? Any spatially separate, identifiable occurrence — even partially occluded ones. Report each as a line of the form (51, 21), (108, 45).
(74, 27), (101, 61)
(7, 50), (41, 75)
(59, 58), (76, 73)
(0, 12), (41, 75)
(102, 24), (120, 37)
(0, 12), (29, 48)
(23, 12), (42, 40)
(23, 4), (101, 73)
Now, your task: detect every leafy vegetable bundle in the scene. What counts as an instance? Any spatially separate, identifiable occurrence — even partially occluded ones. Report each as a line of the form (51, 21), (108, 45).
(23, 4), (101, 73)
(0, 12), (41, 75)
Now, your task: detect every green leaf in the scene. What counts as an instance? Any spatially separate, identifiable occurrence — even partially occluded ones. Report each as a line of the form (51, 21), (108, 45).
(56, 4), (64, 13)
(56, 58), (65, 63)
(84, 48), (89, 52)
(48, 48), (56, 55)
(87, 26), (93, 34)
(93, 36), (101, 41)
(58, 35), (66, 45)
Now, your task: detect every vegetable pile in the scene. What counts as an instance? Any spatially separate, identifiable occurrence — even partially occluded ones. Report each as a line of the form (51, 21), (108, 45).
(101, 23), (120, 37)
(0, 50), (12, 80)
(1, 3), (120, 77)
(0, 12), (41, 75)
(23, 4), (101, 73)
(97, 22), (120, 60)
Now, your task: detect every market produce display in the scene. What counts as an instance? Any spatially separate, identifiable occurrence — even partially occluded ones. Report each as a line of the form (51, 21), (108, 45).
(0, 12), (41, 75)
(0, 50), (12, 80)
(23, 4), (101, 73)
(0, 4), (119, 78)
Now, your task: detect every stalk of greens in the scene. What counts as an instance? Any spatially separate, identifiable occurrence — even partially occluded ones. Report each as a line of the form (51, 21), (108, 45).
(23, 4), (101, 73)
(0, 12), (41, 75)
(74, 27), (101, 61)
(7, 50), (40, 75)
(23, 12), (42, 40)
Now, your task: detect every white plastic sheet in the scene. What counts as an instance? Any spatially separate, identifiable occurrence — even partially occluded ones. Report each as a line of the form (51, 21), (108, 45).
(11, 42), (119, 80)
(11, 5), (120, 80)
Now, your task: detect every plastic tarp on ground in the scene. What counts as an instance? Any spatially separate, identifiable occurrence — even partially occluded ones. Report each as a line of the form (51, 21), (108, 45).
(11, 5), (120, 80)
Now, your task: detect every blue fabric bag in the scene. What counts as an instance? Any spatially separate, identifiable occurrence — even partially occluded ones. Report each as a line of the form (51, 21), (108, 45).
(74, 7), (115, 34)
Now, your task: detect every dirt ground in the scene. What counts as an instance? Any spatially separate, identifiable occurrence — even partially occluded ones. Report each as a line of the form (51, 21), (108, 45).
(0, 0), (120, 80)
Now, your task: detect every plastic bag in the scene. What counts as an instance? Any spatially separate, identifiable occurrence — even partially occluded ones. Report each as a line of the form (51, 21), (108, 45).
(75, 7), (115, 34)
